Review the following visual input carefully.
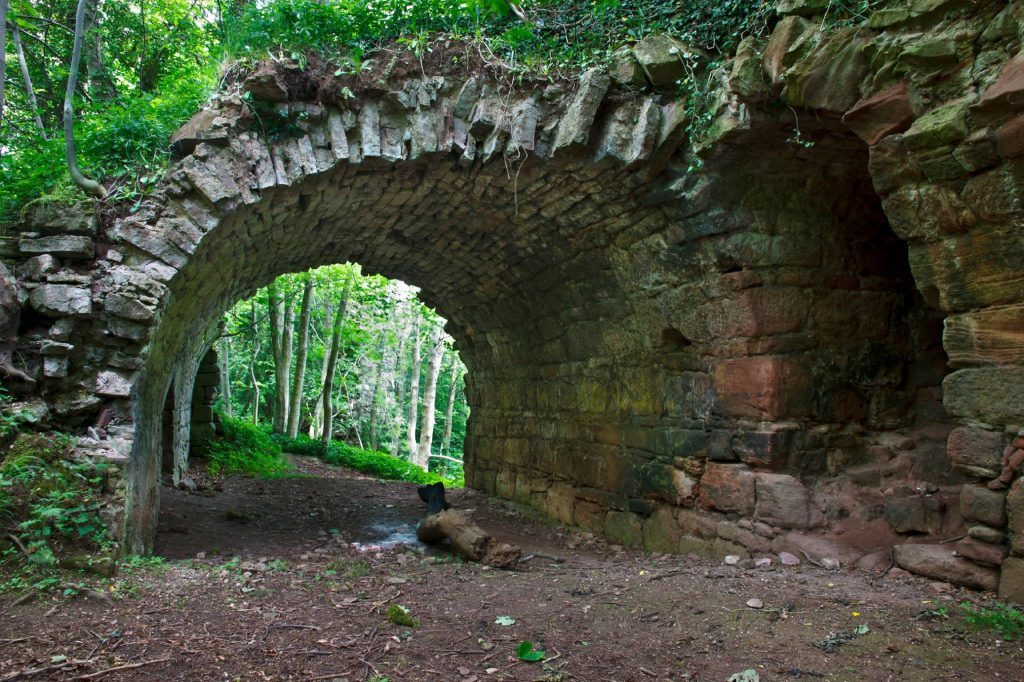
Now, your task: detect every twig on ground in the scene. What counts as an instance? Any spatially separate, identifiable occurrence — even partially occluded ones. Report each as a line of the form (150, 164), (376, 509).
(273, 623), (322, 631)
(74, 657), (171, 680)
(518, 551), (564, 564)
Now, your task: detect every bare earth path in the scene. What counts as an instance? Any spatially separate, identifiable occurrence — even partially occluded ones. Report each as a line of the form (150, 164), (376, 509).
(2, 455), (1023, 681)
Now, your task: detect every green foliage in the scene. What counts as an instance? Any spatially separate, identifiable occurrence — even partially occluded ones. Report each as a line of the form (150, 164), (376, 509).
(0, 433), (113, 576)
(516, 640), (547, 662)
(961, 601), (1024, 641)
(274, 433), (455, 486)
(386, 603), (419, 627)
(207, 413), (292, 478)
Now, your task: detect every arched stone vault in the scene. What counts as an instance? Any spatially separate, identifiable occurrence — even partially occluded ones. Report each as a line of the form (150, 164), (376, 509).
(5, 2), (1024, 596)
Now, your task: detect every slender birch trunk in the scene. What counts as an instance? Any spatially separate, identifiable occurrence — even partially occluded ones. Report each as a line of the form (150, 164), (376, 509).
(286, 280), (314, 437)
(267, 283), (293, 433)
(441, 360), (460, 458)
(389, 301), (411, 456)
(414, 326), (446, 470)
(11, 24), (46, 137)
(406, 312), (421, 456)
(248, 300), (260, 425)
(321, 275), (352, 450)
(219, 337), (232, 417)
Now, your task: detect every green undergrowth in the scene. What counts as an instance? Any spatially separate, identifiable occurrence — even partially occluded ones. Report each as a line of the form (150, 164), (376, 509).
(0, 430), (117, 593)
(961, 601), (1024, 641)
(206, 413), (293, 478)
(273, 433), (458, 486)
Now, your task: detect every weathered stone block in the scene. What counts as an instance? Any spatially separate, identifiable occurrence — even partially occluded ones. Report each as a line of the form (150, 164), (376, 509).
(699, 463), (756, 515)
(944, 368), (1024, 424)
(762, 16), (814, 86)
(546, 483), (575, 525)
(553, 68), (610, 151)
(884, 496), (944, 534)
(643, 506), (681, 553)
(995, 114), (1024, 158)
(776, 0), (829, 16)
(29, 284), (92, 317)
(999, 557), (1024, 604)
(755, 473), (823, 530)
(735, 424), (799, 469)
(574, 501), (606, 533)
(605, 510), (644, 547)
(496, 469), (516, 500)
(948, 427), (1008, 479)
(956, 537), (1008, 566)
(781, 28), (869, 113)
(26, 201), (97, 236)
(945, 306), (1024, 369)
(1008, 480), (1024, 556)
(961, 484), (1008, 528)
(902, 100), (969, 150)
(19, 235), (95, 259)
(974, 50), (1024, 123)
(715, 520), (771, 553)
(96, 370), (134, 398)
(969, 525), (1006, 544)
(714, 356), (812, 419)
(842, 82), (916, 145)
(633, 35), (692, 87)
(894, 543), (999, 591)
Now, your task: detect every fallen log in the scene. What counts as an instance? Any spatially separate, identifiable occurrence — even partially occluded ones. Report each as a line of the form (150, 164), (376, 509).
(415, 484), (521, 568)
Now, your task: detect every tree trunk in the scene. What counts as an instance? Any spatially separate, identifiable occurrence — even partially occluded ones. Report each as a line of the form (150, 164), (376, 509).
(310, 296), (332, 439)
(414, 326), (445, 470)
(248, 300), (260, 425)
(11, 23), (46, 138)
(64, 0), (107, 199)
(388, 303), (412, 457)
(286, 280), (314, 437)
(406, 312), (421, 456)
(321, 276), (352, 450)
(440, 360), (460, 458)
(218, 337), (232, 417)
(368, 358), (383, 451)
(267, 282), (292, 434)
(84, 0), (115, 101)
(0, 0), (7, 137)
(171, 352), (201, 488)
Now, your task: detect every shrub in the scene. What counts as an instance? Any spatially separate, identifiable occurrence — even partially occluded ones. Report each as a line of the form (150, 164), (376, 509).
(207, 414), (291, 478)
(0, 434), (113, 573)
(273, 433), (456, 486)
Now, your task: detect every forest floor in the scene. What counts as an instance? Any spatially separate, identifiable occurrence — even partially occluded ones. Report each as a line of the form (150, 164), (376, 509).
(2, 455), (1024, 682)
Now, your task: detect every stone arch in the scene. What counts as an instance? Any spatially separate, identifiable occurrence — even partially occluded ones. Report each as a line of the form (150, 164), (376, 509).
(5, 7), (1023, 595)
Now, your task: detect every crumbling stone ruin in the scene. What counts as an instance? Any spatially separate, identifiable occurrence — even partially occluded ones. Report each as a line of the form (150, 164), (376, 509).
(2, 0), (1023, 599)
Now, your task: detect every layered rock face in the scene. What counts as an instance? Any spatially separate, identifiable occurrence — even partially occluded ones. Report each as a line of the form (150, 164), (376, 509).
(1, 0), (1022, 594)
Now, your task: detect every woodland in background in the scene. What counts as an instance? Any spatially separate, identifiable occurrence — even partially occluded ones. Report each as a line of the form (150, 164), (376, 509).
(0, 0), (789, 222)
(218, 264), (468, 480)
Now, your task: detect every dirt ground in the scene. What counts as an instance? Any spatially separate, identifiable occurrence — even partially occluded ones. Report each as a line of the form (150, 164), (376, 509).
(3, 455), (1024, 681)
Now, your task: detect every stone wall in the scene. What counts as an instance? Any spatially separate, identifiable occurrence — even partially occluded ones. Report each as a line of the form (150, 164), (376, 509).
(1, 0), (1022, 596)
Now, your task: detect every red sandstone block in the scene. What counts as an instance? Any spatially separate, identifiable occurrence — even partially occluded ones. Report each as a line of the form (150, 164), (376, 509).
(995, 114), (1024, 158)
(714, 356), (813, 419)
(975, 52), (1024, 122)
(842, 81), (916, 145)
(698, 462), (756, 515)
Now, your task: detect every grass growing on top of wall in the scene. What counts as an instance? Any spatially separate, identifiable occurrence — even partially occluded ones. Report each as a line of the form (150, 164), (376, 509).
(273, 433), (458, 486)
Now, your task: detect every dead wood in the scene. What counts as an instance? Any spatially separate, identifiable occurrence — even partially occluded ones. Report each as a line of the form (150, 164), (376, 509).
(415, 485), (521, 568)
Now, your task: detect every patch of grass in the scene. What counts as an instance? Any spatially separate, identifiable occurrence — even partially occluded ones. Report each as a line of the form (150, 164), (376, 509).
(327, 557), (370, 579)
(274, 433), (458, 486)
(961, 601), (1024, 641)
(386, 604), (419, 627)
(207, 413), (291, 478)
